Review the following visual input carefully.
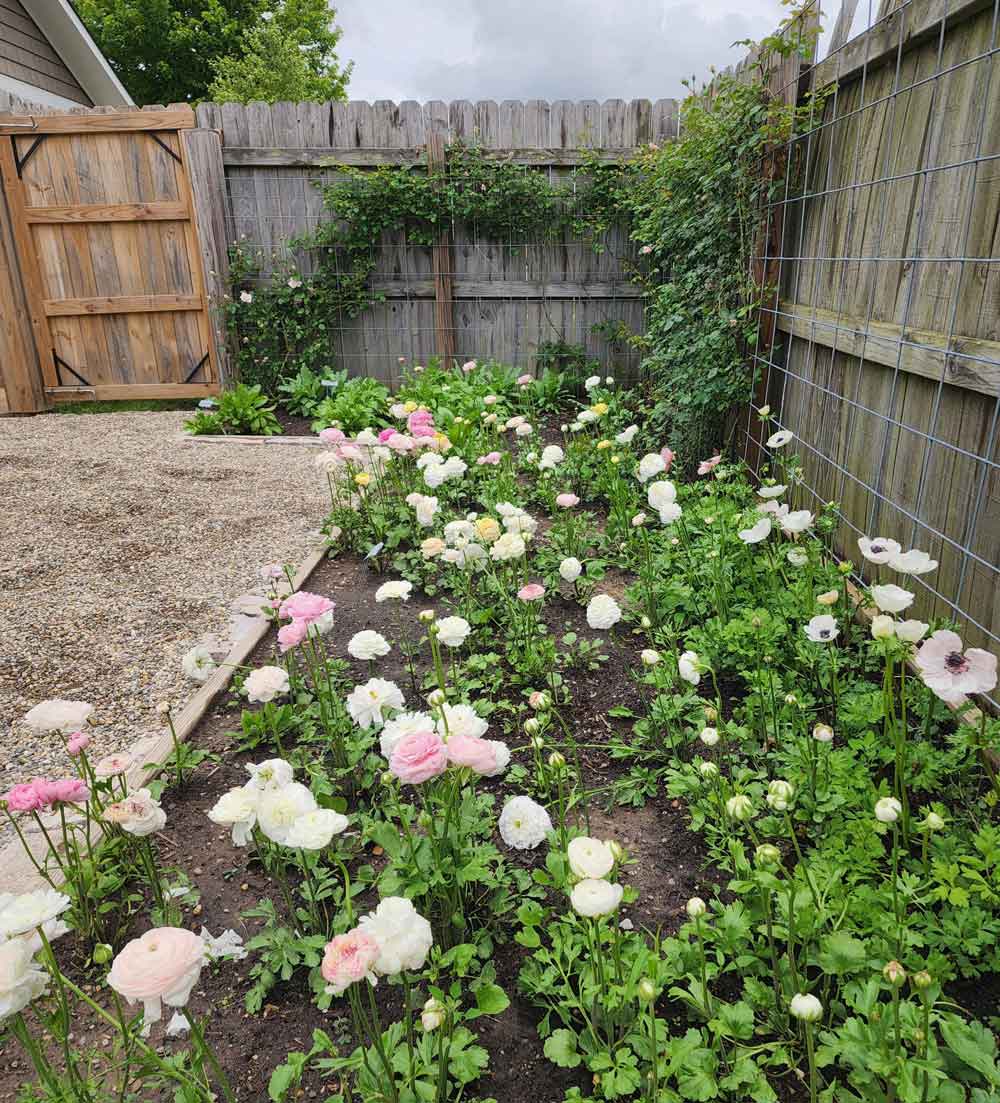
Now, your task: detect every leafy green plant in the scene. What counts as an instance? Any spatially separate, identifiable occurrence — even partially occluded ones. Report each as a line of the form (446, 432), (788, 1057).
(277, 365), (339, 416)
(184, 383), (282, 436)
(310, 377), (390, 434)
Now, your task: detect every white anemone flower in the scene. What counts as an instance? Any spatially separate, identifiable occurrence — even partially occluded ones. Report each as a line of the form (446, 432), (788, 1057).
(804, 614), (839, 643)
(766, 429), (794, 449)
(888, 549), (938, 575)
(780, 509), (813, 535)
(739, 516), (772, 544)
(756, 484), (786, 499)
(858, 536), (902, 564)
(678, 650), (701, 685)
(871, 584), (914, 614)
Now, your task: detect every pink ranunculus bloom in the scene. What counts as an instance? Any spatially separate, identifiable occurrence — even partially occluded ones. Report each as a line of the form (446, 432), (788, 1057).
(377, 428), (396, 444)
(407, 409), (435, 435)
(321, 929), (379, 995)
(640, 244), (654, 255)
(915, 629), (998, 705)
(462, 360), (477, 373)
(476, 451), (503, 466)
(411, 423), (437, 440)
(517, 373), (533, 386)
(387, 433), (415, 453)
(277, 619), (309, 653)
(697, 453), (722, 476)
(389, 730), (448, 785)
(318, 427), (346, 444)
(518, 583), (546, 602)
(3, 782), (45, 812)
(445, 733), (499, 775)
(337, 443), (365, 463)
(660, 447), (675, 471)
(108, 927), (206, 1026)
(556, 493), (580, 508)
(67, 731), (90, 756)
(279, 591), (334, 626)
(32, 777), (90, 807)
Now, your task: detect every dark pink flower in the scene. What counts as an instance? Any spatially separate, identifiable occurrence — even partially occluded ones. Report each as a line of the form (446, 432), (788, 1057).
(32, 777), (90, 807)
(279, 591), (334, 626)
(3, 782), (44, 812)
(66, 731), (90, 756)
(660, 447), (675, 472)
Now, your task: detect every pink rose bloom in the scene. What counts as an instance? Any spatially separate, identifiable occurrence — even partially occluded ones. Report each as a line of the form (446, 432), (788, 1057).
(389, 730), (448, 785)
(556, 493), (580, 508)
(278, 619), (309, 653)
(476, 452), (503, 466)
(321, 930), (379, 994)
(3, 782), (44, 812)
(279, 591), (334, 626)
(318, 427), (346, 444)
(67, 731), (90, 756)
(377, 428), (396, 443)
(517, 373), (533, 386)
(660, 447), (675, 471)
(518, 583), (546, 602)
(387, 433), (415, 452)
(697, 453), (722, 476)
(915, 629), (997, 705)
(32, 777), (90, 807)
(446, 733), (499, 775)
(108, 927), (206, 1025)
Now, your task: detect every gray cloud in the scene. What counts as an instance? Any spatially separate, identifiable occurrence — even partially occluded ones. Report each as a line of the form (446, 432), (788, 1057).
(335, 0), (789, 104)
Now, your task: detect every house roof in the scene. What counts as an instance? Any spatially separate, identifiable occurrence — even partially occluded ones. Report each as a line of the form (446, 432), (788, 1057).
(21, 0), (133, 106)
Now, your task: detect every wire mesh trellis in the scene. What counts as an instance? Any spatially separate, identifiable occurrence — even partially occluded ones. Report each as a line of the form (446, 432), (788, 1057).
(739, 0), (1000, 697)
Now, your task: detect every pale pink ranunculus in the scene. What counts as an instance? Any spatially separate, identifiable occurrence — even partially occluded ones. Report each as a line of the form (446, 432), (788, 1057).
(517, 373), (533, 386)
(697, 453), (722, 476)
(31, 778), (90, 807)
(477, 451), (503, 466)
(517, 583), (546, 602)
(321, 930), (379, 995)
(556, 493), (580, 508)
(338, 443), (365, 462)
(67, 731), (90, 756)
(94, 753), (133, 778)
(915, 629), (997, 705)
(386, 432), (415, 453)
(461, 360), (477, 373)
(445, 733), (498, 775)
(277, 619), (309, 653)
(279, 591), (335, 626)
(108, 927), (206, 1026)
(318, 427), (346, 444)
(3, 782), (44, 812)
(660, 447), (675, 471)
(389, 730), (448, 785)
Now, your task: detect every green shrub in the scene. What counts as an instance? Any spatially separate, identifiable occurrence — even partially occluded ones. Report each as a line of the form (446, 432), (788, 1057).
(184, 384), (282, 436)
(309, 377), (390, 434)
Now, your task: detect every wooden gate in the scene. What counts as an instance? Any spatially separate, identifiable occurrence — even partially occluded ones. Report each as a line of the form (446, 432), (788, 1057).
(0, 107), (223, 410)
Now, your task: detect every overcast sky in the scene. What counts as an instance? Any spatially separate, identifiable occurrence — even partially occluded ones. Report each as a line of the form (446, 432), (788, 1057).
(334, 0), (793, 104)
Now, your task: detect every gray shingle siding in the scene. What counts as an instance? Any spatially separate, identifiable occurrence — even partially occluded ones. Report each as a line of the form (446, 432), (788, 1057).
(0, 0), (91, 104)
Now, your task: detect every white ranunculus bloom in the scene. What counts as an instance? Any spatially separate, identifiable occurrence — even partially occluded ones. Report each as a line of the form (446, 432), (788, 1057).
(766, 429), (794, 449)
(637, 453), (667, 482)
(871, 583), (914, 614)
(567, 836), (615, 879)
(515, 422), (533, 437)
(756, 484), (786, 499)
(640, 649), (660, 666)
(358, 896), (433, 974)
(244, 665), (290, 703)
(739, 516), (772, 544)
(490, 532), (526, 562)
(559, 557), (583, 582)
(436, 703), (488, 740)
(571, 878), (623, 917)
(870, 614), (896, 640)
(346, 678), (405, 729)
(0, 940), (49, 1021)
(678, 650), (701, 685)
(436, 616), (471, 648)
(780, 509), (814, 535)
(615, 424), (639, 445)
(874, 796), (902, 823)
(379, 711), (435, 758)
(444, 519), (476, 545)
(257, 782), (318, 845)
(786, 547), (808, 567)
(245, 758), (294, 793)
(584, 375), (601, 391)
(504, 510), (538, 536)
(104, 788), (166, 837)
(375, 580), (413, 602)
(586, 594), (622, 630)
(804, 614), (839, 643)
(888, 548), (937, 575)
(207, 786), (258, 847)
(895, 619), (928, 644)
(699, 727), (719, 747)
(789, 993), (823, 1022)
(285, 808), (349, 850)
(646, 480), (676, 511)
(657, 502), (683, 524)
(410, 494), (439, 527)
(181, 644), (216, 683)
(0, 889), (71, 940)
(22, 699), (93, 734)
(538, 444), (564, 470)
(498, 795), (553, 849)
(348, 630), (391, 661)
(858, 536), (902, 564)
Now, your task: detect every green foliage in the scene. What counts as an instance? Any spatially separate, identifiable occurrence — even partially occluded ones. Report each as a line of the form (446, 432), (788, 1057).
(78, 0), (349, 105)
(310, 377), (390, 434)
(276, 365), (339, 416)
(184, 383), (281, 435)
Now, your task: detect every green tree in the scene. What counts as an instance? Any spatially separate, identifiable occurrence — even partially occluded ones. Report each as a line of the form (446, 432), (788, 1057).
(77, 0), (350, 105)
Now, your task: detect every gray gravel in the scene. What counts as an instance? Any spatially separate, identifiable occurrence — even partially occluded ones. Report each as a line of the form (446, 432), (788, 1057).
(0, 411), (327, 801)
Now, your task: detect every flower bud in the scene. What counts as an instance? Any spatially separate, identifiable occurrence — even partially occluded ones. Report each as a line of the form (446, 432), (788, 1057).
(529, 691), (550, 711)
(421, 997), (445, 1032)
(686, 897), (706, 918)
(698, 761), (719, 780)
(699, 726), (719, 747)
(883, 960), (906, 987)
(838, 560), (854, 575)
(419, 609), (436, 624)
(758, 404), (771, 418)
(548, 751), (566, 769)
(531, 735), (544, 750)
(380, 771), (394, 786)
(816, 590), (839, 606)
(92, 943), (113, 965)
(789, 992), (823, 1022)
(640, 649), (660, 666)
(156, 701), (171, 716)
(428, 689), (446, 706)
(637, 977), (656, 1003)
(766, 779), (795, 812)
(640, 615), (652, 629)
(418, 810), (433, 830)
(812, 723), (834, 743)
(912, 970), (932, 990)
(607, 840), (624, 862)
(524, 717), (540, 735)
(784, 693), (798, 706)
(923, 811), (944, 831)
(726, 794), (753, 821)
(871, 614), (895, 640)
(755, 843), (781, 867)
(703, 705), (718, 723)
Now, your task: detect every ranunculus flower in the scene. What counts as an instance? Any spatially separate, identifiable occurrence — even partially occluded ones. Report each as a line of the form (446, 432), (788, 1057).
(568, 836), (615, 879)
(615, 425), (638, 445)
(181, 645), (216, 683)
(757, 484), (786, 499)
(517, 373), (533, 386)
(804, 614), (839, 643)
(646, 480), (676, 513)
(790, 993), (823, 1022)
(346, 678), (405, 729)
(286, 808), (349, 850)
(0, 939), (49, 1020)
(726, 794), (754, 821)
(637, 453), (667, 482)
(445, 733), (498, 775)
(389, 731), (448, 784)
(0, 889), (71, 939)
(375, 580), (413, 602)
(518, 583), (545, 602)
(498, 795), (552, 849)
(244, 666), (290, 703)
(357, 897), (433, 975)
(348, 631), (391, 662)
(435, 703), (488, 740)
(571, 879), (623, 917)
(538, 445), (564, 470)
(476, 451), (503, 466)
(678, 650), (701, 685)
(93, 752), (133, 778)
(66, 731), (90, 756)
(586, 594), (621, 630)
(641, 649), (660, 666)
(108, 927), (207, 1026)
(871, 584), (914, 614)
(29, 778), (89, 808)
(483, 740), (510, 776)
(277, 619), (308, 652)
(766, 779), (795, 811)
(858, 536), (901, 564)
(915, 629), (997, 704)
(436, 616), (471, 648)
(256, 782), (317, 844)
(875, 796), (902, 823)
(490, 532), (526, 561)
(379, 711), (435, 759)
(697, 454), (722, 476)
(3, 783), (44, 813)
(739, 516), (772, 544)
(321, 930), (379, 994)
(103, 788), (166, 837)
(207, 786), (257, 847)
(245, 758), (294, 792)
(280, 591), (335, 627)
(23, 700), (93, 734)
(555, 493), (580, 508)
(584, 375), (601, 391)
(559, 557), (583, 582)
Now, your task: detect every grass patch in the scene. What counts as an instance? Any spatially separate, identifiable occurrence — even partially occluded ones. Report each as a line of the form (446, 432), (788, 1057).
(52, 399), (200, 415)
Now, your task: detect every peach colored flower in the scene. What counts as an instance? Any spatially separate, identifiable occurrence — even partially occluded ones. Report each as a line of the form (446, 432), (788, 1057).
(108, 927), (206, 1025)
(321, 930), (379, 995)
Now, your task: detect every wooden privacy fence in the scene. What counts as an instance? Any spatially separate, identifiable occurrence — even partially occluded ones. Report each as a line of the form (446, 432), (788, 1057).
(195, 98), (680, 385)
(0, 101), (228, 413)
(741, 0), (1000, 660)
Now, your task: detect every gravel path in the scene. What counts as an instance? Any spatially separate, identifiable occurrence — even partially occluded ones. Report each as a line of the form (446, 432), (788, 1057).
(0, 411), (327, 802)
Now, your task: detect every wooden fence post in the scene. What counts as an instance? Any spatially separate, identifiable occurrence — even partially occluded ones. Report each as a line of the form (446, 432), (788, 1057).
(426, 131), (456, 366)
(182, 127), (232, 386)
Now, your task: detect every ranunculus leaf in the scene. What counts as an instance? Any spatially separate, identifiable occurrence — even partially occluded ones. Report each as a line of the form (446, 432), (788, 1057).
(817, 931), (868, 976)
(940, 1017), (1000, 1085)
(473, 983), (510, 1016)
(544, 1028), (582, 1068)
